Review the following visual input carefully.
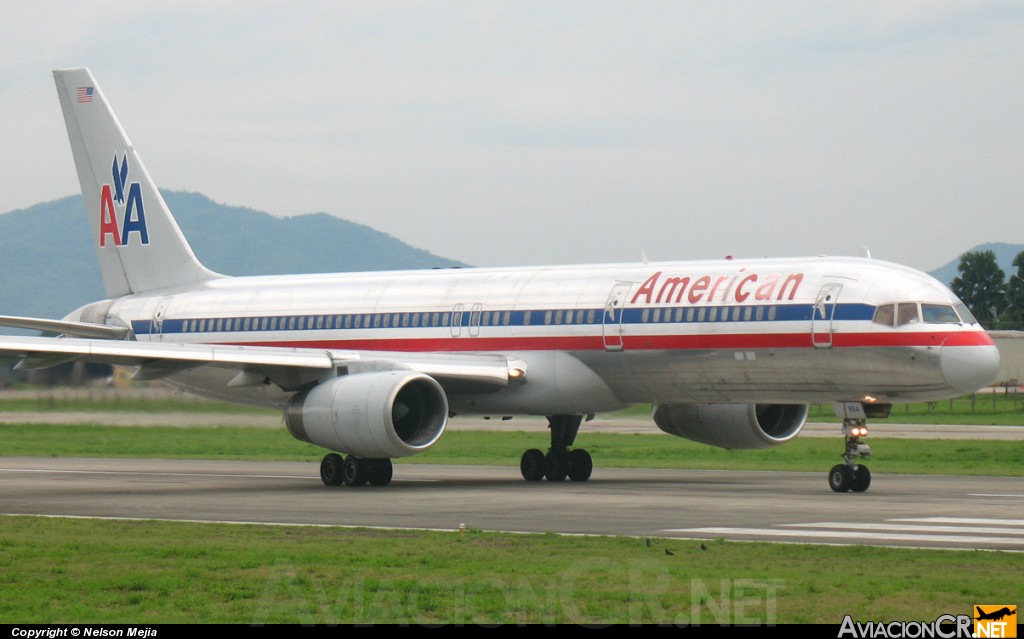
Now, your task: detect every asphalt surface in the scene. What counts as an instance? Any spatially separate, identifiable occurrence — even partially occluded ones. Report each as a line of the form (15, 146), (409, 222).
(1, 457), (1021, 551)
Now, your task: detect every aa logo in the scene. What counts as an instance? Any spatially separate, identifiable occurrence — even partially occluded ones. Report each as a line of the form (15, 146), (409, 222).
(99, 153), (149, 247)
(974, 605), (1017, 638)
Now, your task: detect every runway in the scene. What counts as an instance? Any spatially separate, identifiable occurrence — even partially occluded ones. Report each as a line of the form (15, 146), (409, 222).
(1, 456), (1022, 551)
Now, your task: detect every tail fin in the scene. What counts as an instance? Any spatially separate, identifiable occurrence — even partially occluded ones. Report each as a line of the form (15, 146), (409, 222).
(53, 68), (219, 297)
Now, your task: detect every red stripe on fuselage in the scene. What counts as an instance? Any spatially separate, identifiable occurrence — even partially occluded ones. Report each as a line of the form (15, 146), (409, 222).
(217, 330), (993, 352)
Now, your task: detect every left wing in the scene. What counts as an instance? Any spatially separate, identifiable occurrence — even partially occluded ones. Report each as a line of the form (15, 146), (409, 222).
(0, 332), (517, 392)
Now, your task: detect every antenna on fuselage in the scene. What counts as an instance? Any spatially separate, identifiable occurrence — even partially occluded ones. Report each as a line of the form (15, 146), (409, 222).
(860, 246), (872, 259)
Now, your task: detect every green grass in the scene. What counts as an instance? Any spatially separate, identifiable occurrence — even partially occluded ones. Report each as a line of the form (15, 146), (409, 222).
(0, 393), (272, 414)
(612, 394), (1024, 425)
(8, 388), (1024, 425)
(0, 515), (1014, 624)
(1, 423), (1022, 476)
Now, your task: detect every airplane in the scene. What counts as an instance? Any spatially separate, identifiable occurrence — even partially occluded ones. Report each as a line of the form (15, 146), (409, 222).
(0, 67), (1001, 492)
(975, 606), (1016, 622)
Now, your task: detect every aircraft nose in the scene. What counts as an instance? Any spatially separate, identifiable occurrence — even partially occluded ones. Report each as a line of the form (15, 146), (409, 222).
(940, 334), (1001, 394)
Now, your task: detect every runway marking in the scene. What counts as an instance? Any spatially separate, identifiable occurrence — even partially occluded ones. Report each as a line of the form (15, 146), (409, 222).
(665, 517), (1024, 548)
(0, 467), (438, 483)
(0, 467), (315, 480)
(779, 522), (1024, 535)
(968, 494), (1024, 499)
(891, 517), (1024, 526)
(663, 527), (1024, 546)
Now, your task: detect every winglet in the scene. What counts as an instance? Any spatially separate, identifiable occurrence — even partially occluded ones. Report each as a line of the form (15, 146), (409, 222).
(53, 68), (220, 297)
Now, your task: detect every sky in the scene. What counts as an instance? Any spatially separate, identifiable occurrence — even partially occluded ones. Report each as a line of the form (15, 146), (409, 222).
(1, 1), (1022, 272)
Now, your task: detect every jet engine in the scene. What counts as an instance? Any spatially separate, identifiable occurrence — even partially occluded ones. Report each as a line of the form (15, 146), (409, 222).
(652, 403), (807, 449)
(285, 371), (448, 458)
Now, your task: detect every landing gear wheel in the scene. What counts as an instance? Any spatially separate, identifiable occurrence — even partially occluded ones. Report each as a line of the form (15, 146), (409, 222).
(851, 465), (871, 492)
(342, 456), (369, 487)
(567, 449), (593, 482)
(320, 453), (344, 486)
(544, 451), (569, 482)
(829, 410), (875, 494)
(368, 459), (394, 486)
(520, 449), (545, 481)
(828, 464), (853, 493)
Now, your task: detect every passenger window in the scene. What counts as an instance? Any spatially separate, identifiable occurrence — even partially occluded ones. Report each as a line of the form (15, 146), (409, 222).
(709, 308), (717, 322)
(897, 303), (919, 326)
(732, 307), (741, 321)
(652, 309), (660, 323)
(873, 304), (895, 327)
(524, 311), (532, 326)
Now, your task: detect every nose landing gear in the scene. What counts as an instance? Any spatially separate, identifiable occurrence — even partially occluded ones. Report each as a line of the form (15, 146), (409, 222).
(828, 402), (879, 493)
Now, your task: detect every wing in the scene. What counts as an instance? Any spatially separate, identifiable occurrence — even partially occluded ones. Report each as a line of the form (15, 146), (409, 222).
(0, 332), (517, 393)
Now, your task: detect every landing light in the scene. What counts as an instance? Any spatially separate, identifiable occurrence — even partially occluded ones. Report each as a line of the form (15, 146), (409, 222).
(863, 395), (877, 403)
(849, 426), (869, 438)
(509, 367), (526, 380)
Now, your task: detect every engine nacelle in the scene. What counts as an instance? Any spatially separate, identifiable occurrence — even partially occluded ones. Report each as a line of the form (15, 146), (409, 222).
(285, 371), (448, 458)
(652, 403), (807, 449)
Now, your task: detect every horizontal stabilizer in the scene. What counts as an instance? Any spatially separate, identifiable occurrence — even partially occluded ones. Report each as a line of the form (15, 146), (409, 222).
(0, 315), (131, 339)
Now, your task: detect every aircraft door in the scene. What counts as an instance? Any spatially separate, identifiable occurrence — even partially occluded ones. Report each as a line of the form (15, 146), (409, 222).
(450, 304), (464, 337)
(602, 282), (632, 352)
(151, 297), (173, 341)
(811, 284), (842, 348)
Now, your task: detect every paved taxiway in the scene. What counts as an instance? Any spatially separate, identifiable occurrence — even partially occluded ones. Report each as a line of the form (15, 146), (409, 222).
(1, 457), (1021, 551)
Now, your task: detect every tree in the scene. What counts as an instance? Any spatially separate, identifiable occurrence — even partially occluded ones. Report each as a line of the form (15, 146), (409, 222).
(1003, 251), (1024, 329)
(950, 250), (1006, 328)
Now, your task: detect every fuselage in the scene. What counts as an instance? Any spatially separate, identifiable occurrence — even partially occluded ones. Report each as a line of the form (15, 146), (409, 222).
(72, 254), (1000, 413)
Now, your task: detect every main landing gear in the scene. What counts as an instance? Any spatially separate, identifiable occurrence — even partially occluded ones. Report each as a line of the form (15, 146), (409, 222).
(520, 414), (593, 482)
(828, 407), (873, 493)
(320, 453), (393, 487)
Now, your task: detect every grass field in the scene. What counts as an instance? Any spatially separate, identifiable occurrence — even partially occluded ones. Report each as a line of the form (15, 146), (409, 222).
(0, 516), (1014, 624)
(0, 423), (1022, 476)
(7, 387), (1024, 425)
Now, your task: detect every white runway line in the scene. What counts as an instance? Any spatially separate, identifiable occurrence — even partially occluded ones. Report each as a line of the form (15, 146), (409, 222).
(662, 527), (1024, 546)
(779, 521), (1024, 535)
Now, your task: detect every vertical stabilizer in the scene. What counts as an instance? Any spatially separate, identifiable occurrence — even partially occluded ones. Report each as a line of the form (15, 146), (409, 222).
(53, 68), (219, 297)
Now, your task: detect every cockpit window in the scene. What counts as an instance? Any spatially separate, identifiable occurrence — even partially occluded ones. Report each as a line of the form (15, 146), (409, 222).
(955, 303), (977, 324)
(921, 304), (961, 324)
(897, 302), (919, 326)
(872, 304), (895, 327)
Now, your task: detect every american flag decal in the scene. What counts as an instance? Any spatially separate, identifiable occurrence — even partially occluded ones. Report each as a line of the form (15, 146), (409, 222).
(77, 87), (94, 103)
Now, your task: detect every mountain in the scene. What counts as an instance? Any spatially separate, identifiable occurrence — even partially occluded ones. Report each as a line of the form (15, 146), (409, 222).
(927, 243), (1024, 287)
(0, 191), (466, 320)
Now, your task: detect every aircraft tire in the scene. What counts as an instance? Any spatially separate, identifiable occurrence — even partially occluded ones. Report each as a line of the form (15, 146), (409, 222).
(368, 459), (394, 486)
(544, 451), (569, 482)
(520, 449), (545, 481)
(828, 464), (853, 493)
(567, 449), (593, 482)
(851, 465), (871, 492)
(343, 456), (369, 487)
(320, 453), (344, 486)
